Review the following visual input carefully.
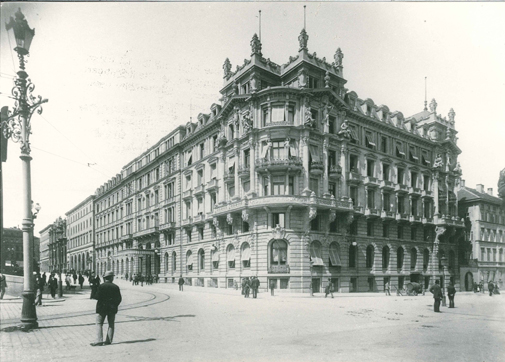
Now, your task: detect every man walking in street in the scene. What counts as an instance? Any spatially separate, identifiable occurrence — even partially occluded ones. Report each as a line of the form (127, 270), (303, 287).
(178, 275), (185, 291)
(78, 273), (85, 289)
(429, 280), (443, 313)
(34, 273), (44, 306)
(91, 270), (122, 347)
(251, 277), (260, 298)
(385, 281), (391, 296)
(447, 282), (456, 308)
(488, 281), (494, 296)
(0, 273), (7, 299)
(325, 278), (334, 298)
(48, 274), (58, 299)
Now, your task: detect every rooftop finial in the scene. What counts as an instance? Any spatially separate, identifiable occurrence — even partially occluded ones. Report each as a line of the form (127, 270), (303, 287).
(304, 5), (306, 30)
(334, 48), (343, 67)
(251, 33), (262, 57)
(424, 77), (428, 111)
(298, 28), (308, 52)
(223, 58), (232, 78)
(429, 98), (437, 113)
(259, 10), (262, 41)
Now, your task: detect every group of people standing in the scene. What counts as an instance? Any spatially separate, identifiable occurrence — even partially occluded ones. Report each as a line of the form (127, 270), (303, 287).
(129, 273), (158, 286)
(241, 277), (260, 298)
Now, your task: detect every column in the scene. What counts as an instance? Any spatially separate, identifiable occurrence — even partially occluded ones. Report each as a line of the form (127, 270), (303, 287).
(340, 144), (348, 198)
(250, 137), (256, 196)
(433, 173), (439, 216)
(301, 135), (310, 191)
(218, 150), (225, 203)
(322, 137), (329, 195)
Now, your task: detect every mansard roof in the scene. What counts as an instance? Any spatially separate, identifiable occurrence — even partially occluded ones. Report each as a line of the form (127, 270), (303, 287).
(458, 187), (503, 206)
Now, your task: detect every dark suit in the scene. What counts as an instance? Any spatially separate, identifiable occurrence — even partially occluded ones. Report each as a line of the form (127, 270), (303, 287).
(429, 283), (443, 312)
(94, 281), (122, 344)
(447, 285), (456, 308)
(251, 278), (259, 298)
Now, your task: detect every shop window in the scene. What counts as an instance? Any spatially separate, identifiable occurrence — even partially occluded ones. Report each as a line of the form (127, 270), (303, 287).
(270, 240), (288, 266)
(310, 241), (324, 266)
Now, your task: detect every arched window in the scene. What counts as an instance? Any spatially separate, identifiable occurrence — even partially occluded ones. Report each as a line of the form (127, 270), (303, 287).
(382, 246), (390, 269)
(186, 250), (193, 272)
(310, 241), (324, 266)
(423, 249), (430, 272)
(212, 248), (220, 269)
(198, 249), (205, 271)
(411, 248), (417, 270)
(164, 252), (169, 273)
(227, 245), (236, 269)
(241, 243), (251, 268)
(329, 243), (342, 267)
(366, 245), (374, 269)
(397, 248), (404, 271)
(271, 240), (287, 266)
(349, 244), (357, 268)
(172, 252), (177, 273)
(121, 259), (124, 274)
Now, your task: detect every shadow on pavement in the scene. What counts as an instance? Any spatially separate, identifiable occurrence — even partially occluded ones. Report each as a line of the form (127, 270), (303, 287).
(113, 338), (156, 345)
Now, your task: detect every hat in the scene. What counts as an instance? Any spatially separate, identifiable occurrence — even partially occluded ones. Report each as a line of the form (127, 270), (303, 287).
(104, 270), (114, 279)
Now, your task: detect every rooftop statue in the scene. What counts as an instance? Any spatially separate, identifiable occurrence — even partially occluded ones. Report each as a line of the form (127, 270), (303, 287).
(334, 48), (344, 67)
(429, 98), (437, 113)
(298, 28), (309, 51)
(250, 33), (262, 56)
(433, 153), (444, 169)
(223, 58), (232, 78)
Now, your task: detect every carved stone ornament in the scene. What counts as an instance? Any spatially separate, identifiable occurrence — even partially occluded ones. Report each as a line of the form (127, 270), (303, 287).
(242, 107), (253, 134)
(272, 224), (286, 240)
(242, 209), (249, 222)
(324, 71), (331, 88)
(448, 108), (455, 124)
(433, 154), (444, 169)
(223, 58), (232, 78)
(250, 33), (262, 56)
(304, 105), (315, 128)
(226, 213), (233, 225)
(329, 210), (337, 222)
(334, 48), (344, 67)
(298, 68), (308, 88)
(337, 119), (353, 139)
(453, 162), (462, 175)
(213, 217), (219, 228)
(429, 98), (437, 113)
(434, 226), (446, 245)
(298, 28), (309, 51)
(309, 206), (317, 221)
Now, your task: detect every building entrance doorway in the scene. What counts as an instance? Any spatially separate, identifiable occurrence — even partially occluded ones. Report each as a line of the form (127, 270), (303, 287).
(410, 273), (421, 283)
(465, 272), (474, 291)
(311, 278), (320, 293)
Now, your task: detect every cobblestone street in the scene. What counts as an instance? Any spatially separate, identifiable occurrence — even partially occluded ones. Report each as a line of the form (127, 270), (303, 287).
(1, 280), (504, 362)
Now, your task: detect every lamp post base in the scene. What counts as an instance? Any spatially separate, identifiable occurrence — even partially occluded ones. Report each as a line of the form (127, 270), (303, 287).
(20, 290), (38, 330)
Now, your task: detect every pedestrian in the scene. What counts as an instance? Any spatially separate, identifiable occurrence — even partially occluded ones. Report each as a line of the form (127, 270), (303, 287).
(90, 273), (100, 299)
(234, 280), (238, 290)
(447, 282), (456, 308)
(488, 281), (494, 296)
(178, 275), (185, 291)
(140, 274), (144, 287)
(48, 274), (58, 299)
(325, 278), (334, 298)
(251, 277), (260, 298)
(429, 280), (443, 313)
(310, 281), (313, 297)
(125, 272), (128, 282)
(0, 273), (8, 299)
(241, 278), (246, 295)
(65, 274), (72, 290)
(244, 277), (251, 298)
(90, 271), (122, 347)
(78, 273), (84, 289)
(129, 274), (133, 283)
(73, 272), (78, 285)
(34, 273), (44, 306)
(385, 281), (391, 296)
(42, 272), (47, 286)
(270, 279), (275, 296)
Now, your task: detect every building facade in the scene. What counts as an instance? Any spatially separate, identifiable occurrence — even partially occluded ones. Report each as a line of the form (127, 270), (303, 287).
(39, 224), (51, 272)
(92, 29), (464, 293)
(2, 227), (40, 273)
(458, 183), (505, 291)
(65, 195), (94, 274)
(48, 217), (67, 273)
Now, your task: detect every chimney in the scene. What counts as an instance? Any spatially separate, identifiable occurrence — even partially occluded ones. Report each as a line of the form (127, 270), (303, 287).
(461, 179), (465, 187)
(476, 184), (484, 193)
(487, 188), (493, 196)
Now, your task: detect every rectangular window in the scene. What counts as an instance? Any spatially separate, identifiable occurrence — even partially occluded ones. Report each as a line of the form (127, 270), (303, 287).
(271, 141), (286, 159)
(271, 105), (285, 123)
(365, 132), (376, 149)
(383, 223), (389, 238)
(367, 220), (374, 236)
(409, 146), (419, 162)
(287, 106), (294, 124)
(367, 160), (375, 177)
(398, 225), (404, 239)
(289, 176), (295, 195)
(311, 215), (320, 231)
(398, 168), (405, 185)
(350, 186), (358, 205)
(384, 193), (391, 211)
(262, 107), (270, 126)
(367, 189), (375, 209)
(243, 181), (250, 193)
(421, 151), (431, 166)
(381, 136), (388, 153)
(242, 220), (250, 233)
(383, 164), (390, 181)
(398, 195), (405, 214)
(329, 116), (336, 134)
(411, 172), (418, 188)
(350, 155), (358, 172)
(263, 176), (270, 195)
(228, 185), (235, 198)
(197, 169), (204, 185)
(411, 227), (416, 241)
(310, 178), (319, 196)
(350, 220), (358, 235)
(411, 198), (418, 216)
(198, 228), (204, 241)
(396, 142), (406, 158)
(272, 213), (285, 228)
(186, 175), (191, 190)
(272, 176), (285, 195)
(329, 182), (337, 197)
(187, 229), (192, 243)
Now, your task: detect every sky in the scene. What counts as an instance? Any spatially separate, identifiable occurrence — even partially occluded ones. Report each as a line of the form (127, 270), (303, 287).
(1, 2), (504, 237)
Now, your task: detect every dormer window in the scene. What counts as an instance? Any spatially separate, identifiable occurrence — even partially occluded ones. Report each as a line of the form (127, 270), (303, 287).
(365, 131), (376, 149)
(366, 104), (372, 116)
(308, 77), (319, 89)
(382, 111), (387, 122)
(241, 82), (250, 94)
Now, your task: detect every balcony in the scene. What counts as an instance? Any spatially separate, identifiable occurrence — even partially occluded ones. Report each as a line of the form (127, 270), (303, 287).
(194, 184), (205, 196)
(238, 165), (250, 179)
(421, 190), (433, 198)
(193, 213), (205, 224)
(394, 184), (409, 193)
(422, 217), (434, 225)
(328, 165), (342, 179)
(396, 213), (409, 222)
(255, 157), (303, 174)
(347, 172), (362, 185)
(381, 210), (395, 220)
(133, 226), (159, 239)
(224, 171), (235, 184)
(268, 264), (290, 273)
(206, 178), (218, 192)
(121, 233), (133, 241)
(309, 161), (324, 175)
(364, 176), (380, 187)
(409, 187), (422, 196)
(182, 189), (192, 200)
(264, 120), (294, 128)
(365, 208), (380, 218)
(409, 215), (422, 224)
(353, 205), (364, 215)
(159, 222), (176, 231)
(181, 217), (192, 226)
(380, 180), (394, 191)
(435, 215), (465, 228)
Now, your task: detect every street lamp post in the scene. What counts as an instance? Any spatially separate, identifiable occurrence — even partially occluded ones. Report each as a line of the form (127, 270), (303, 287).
(2, 8), (48, 330)
(441, 256), (448, 307)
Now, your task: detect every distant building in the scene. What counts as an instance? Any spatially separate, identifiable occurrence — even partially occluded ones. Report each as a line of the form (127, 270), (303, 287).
(458, 183), (505, 290)
(39, 224), (51, 272)
(48, 217), (67, 273)
(90, 28), (464, 293)
(2, 226), (40, 272)
(65, 195), (94, 273)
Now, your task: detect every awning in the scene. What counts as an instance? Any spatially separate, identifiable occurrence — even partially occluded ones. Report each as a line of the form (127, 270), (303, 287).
(310, 242), (324, 266)
(227, 246), (235, 260)
(365, 133), (376, 147)
(261, 142), (270, 159)
(212, 251), (220, 262)
(308, 145), (320, 163)
(329, 247), (342, 266)
(272, 106), (285, 123)
(289, 142), (297, 158)
(241, 245), (251, 261)
(186, 253), (193, 266)
(422, 153), (431, 164)
(228, 158), (235, 172)
(410, 149), (419, 160)
(396, 144), (405, 156)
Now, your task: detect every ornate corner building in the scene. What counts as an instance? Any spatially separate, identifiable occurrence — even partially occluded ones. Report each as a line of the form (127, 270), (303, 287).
(91, 29), (465, 293)
(458, 182), (505, 290)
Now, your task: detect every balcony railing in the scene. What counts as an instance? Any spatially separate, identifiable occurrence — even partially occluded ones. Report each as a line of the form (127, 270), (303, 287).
(364, 176), (380, 187)
(409, 187), (422, 196)
(435, 215), (465, 228)
(224, 171), (235, 184)
(268, 265), (290, 273)
(121, 233), (133, 241)
(238, 165), (250, 178)
(310, 161), (324, 175)
(134, 226), (159, 238)
(421, 190), (433, 198)
(380, 180), (394, 190)
(348, 172), (362, 184)
(409, 215), (422, 224)
(422, 217), (434, 225)
(159, 222), (176, 231)
(365, 208), (380, 217)
(328, 165), (342, 178)
(263, 120), (295, 128)
(255, 157), (303, 173)
(181, 217), (192, 226)
(182, 190), (192, 199)
(194, 184), (205, 196)
(206, 178), (218, 191)
(353, 205), (364, 214)
(381, 210), (395, 220)
(396, 213), (409, 222)
(193, 213), (205, 223)
(395, 184), (409, 193)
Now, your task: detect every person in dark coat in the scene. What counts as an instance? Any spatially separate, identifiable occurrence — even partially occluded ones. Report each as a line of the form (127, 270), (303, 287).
(48, 274), (58, 299)
(270, 279), (275, 296)
(90, 270), (122, 346)
(78, 274), (85, 289)
(89, 273), (100, 299)
(488, 281), (494, 296)
(244, 277), (251, 298)
(251, 277), (260, 298)
(73, 272), (78, 285)
(325, 278), (334, 298)
(34, 273), (44, 306)
(429, 280), (443, 312)
(178, 275), (185, 291)
(447, 282), (456, 308)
